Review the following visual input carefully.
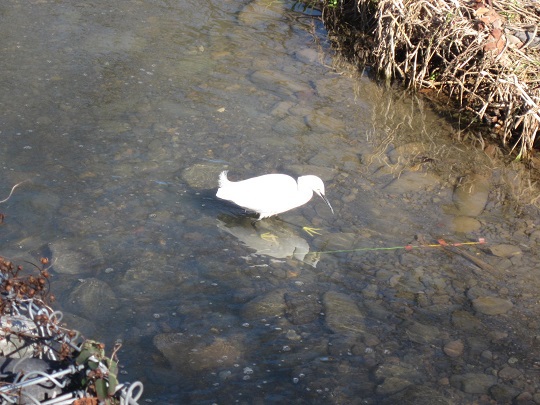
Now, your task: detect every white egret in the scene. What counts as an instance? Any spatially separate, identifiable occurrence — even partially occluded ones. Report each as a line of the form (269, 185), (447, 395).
(216, 171), (334, 219)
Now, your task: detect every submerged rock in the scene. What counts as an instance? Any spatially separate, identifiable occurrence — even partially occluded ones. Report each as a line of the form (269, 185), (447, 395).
(489, 383), (522, 403)
(472, 296), (513, 315)
(443, 340), (464, 358)
(250, 69), (311, 98)
(403, 320), (440, 344)
(323, 291), (365, 335)
(384, 171), (441, 194)
(181, 163), (224, 189)
(498, 366), (522, 380)
(450, 216), (482, 233)
(284, 292), (322, 325)
(374, 362), (424, 394)
(68, 278), (118, 322)
(238, 0), (287, 28)
(272, 115), (308, 135)
(316, 232), (357, 251)
(153, 333), (243, 373)
(452, 174), (490, 217)
(450, 372), (497, 394)
(50, 240), (104, 275)
(304, 110), (347, 133)
(242, 289), (286, 320)
(489, 244), (522, 257)
(377, 376), (412, 395)
(381, 385), (452, 405)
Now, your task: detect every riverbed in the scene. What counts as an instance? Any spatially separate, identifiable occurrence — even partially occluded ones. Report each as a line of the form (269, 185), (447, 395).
(1, 0), (539, 403)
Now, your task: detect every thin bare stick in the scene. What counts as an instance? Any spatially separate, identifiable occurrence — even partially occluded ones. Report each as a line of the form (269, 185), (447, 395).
(0, 180), (29, 204)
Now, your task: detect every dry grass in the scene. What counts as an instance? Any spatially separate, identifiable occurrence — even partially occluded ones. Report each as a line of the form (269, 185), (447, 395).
(320, 0), (540, 160)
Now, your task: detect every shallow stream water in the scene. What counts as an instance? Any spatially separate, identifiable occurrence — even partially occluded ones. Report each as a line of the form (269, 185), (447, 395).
(1, 0), (540, 404)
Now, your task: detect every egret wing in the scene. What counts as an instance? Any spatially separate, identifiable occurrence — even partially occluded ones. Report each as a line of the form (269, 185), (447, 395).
(218, 174), (299, 215)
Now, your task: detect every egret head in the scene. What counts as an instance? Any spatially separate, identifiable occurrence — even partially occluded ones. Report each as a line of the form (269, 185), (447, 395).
(299, 175), (334, 214)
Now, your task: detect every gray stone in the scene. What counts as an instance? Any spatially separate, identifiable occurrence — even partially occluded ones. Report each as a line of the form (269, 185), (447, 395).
(490, 383), (521, 403)
(498, 366), (522, 380)
(452, 311), (484, 331)
(50, 240), (104, 275)
(452, 174), (490, 217)
(377, 377), (412, 395)
(472, 296), (513, 315)
(323, 291), (365, 335)
(465, 286), (492, 300)
(60, 311), (98, 339)
(404, 320), (440, 344)
(528, 229), (540, 241)
(67, 278), (118, 322)
(242, 289), (286, 320)
(304, 110), (346, 133)
(451, 216), (482, 233)
(489, 244), (522, 258)
(381, 385), (453, 405)
(374, 363), (423, 382)
(154, 333), (243, 373)
(284, 292), (321, 325)
(316, 232), (357, 251)
(450, 372), (497, 394)
(384, 171), (441, 194)
(0, 316), (36, 358)
(250, 69), (311, 97)
(515, 391), (533, 402)
(272, 115), (308, 135)
(238, 0), (285, 28)
(443, 340), (464, 358)
(269, 101), (294, 118)
(181, 163), (224, 189)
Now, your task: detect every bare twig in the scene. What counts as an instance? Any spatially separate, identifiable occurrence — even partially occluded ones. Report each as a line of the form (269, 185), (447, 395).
(0, 181), (30, 204)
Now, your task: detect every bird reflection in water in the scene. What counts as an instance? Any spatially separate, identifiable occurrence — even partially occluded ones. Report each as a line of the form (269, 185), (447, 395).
(216, 214), (321, 267)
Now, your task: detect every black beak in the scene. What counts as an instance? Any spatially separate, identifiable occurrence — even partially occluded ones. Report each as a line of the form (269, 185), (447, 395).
(318, 193), (334, 215)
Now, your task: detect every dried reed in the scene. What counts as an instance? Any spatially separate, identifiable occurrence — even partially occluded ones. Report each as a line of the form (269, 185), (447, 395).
(321, 0), (540, 160)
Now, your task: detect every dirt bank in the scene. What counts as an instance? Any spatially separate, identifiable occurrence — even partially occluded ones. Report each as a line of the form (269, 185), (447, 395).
(313, 0), (540, 162)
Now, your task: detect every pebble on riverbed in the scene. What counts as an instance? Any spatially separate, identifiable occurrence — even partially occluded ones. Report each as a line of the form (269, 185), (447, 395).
(181, 163), (225, 189)
(443, 339), (464, 358)
(450, 216), (482, 233)
(488, 243), (522, 257)
(68, 277), (118, 322)
(241, 289), (286, 320)
(452, 173), (490, 217)
(381, 385), (452, 405)
(472, 296), (513, 315)
(450, 372), (497, 394)
(49, 240), (104, 275)
(323, 291), (366, 336)
(153, 333), (243, 373)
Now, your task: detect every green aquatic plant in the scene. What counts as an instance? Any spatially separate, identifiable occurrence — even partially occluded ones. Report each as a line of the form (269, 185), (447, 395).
(76, 340), (122, 404)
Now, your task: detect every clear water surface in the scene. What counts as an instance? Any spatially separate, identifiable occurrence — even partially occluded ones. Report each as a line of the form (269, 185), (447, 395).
(1, 1), (539, 404)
